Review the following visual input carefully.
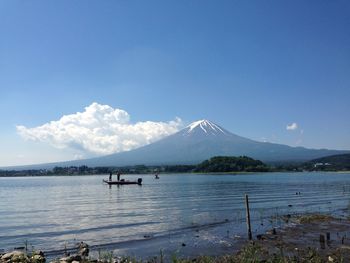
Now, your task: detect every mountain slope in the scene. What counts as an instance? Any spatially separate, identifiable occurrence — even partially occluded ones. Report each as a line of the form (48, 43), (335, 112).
(305, 153), (350, 170)
(7, 120), (349, 169)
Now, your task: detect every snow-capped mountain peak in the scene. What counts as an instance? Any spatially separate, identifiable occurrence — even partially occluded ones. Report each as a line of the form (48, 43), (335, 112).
(186, 119), (226, 135)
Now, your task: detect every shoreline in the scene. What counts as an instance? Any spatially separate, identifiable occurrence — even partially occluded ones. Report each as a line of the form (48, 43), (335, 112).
(2, 213), (350, 262)
(1, 170), (350, 178)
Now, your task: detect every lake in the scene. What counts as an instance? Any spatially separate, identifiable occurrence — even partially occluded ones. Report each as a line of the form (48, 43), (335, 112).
(1, 172), (350, 259)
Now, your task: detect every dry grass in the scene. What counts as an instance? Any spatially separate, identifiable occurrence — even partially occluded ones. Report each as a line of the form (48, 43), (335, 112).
(296, 214), (334, 224)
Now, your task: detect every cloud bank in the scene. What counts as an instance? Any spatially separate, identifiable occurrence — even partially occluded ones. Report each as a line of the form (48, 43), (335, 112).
(286, 122), (298, 131)
(17, 102), (183, 156)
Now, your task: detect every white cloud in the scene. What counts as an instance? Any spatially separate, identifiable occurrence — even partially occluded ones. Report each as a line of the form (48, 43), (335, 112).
(286, 122), (298, 131)
(17, 102), (183, 156)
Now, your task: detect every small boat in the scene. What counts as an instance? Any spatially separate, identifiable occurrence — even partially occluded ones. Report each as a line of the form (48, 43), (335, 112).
(103, 178), (142, 185)
(155, 174), (159, 179)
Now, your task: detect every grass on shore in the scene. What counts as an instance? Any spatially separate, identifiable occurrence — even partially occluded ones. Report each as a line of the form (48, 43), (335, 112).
(296, 214), (334, 224)
(91, 242), (343, 263)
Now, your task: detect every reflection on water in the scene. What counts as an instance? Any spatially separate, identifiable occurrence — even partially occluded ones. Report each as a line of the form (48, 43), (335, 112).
(1, 172), (350, 257)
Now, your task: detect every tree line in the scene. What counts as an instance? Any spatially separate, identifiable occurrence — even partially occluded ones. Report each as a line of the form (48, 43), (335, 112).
(2, 154), (349, 177)
(0, 156), (270, 176)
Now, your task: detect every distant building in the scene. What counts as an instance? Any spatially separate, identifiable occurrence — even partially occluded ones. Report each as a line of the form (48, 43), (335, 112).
(314, 162), (332, 168)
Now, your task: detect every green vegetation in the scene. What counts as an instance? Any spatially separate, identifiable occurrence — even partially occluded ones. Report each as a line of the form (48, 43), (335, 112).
(1, 153), (349, 177)
(303, 153), (350, 171)
(0, 164), (196, 177)
(0, 156), (268, 176)
(296, 214), (333, 224)
(194, 156), (269, 173)
(154, 243), (342, 262)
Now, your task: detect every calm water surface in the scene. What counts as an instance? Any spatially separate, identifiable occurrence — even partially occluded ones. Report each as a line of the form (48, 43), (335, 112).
(1, 172), (350, 258)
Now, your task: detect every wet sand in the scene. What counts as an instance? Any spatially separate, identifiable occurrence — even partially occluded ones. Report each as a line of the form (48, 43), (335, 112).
(246, 214), (350, 262)
(109, 214), (350, 262)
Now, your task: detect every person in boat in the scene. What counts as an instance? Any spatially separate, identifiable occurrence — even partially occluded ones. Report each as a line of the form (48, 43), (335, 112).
(155, 173), (159, 179)
(109, 172), (112, 181)
(117, 172), (121, 181)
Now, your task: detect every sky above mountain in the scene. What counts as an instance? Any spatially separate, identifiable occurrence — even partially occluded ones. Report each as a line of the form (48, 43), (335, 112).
(0, 1), (349, 166)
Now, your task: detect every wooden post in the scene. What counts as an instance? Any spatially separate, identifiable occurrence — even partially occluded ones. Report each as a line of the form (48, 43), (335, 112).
(245, 194), (252, 240)
(319, 234), (325, 249)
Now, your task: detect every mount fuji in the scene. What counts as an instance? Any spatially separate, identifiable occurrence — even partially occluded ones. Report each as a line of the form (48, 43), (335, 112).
(13, 119), (349, 169)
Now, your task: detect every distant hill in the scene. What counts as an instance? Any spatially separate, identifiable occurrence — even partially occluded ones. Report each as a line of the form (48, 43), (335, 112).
(5, 120), (349, 170)
(304, 153), (350, 171)
(194, 156), (269, 173)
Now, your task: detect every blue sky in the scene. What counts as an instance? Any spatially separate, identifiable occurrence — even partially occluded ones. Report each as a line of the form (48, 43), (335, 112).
(0, 1), (349, 166)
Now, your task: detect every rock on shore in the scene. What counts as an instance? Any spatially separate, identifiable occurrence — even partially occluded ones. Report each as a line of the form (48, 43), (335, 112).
(0, 250), (45, 263)
(0, 242), (90, 263)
